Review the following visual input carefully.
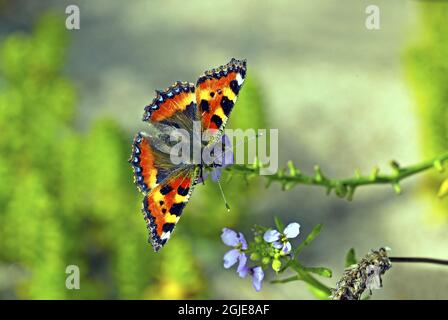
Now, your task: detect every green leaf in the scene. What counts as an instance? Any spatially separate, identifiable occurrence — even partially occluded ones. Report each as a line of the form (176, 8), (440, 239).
(289, 261), (331, 297)
(272, 270), (332, 296)
(274, 216), (285, 232)
(303, 267), (332, 278)
(345, 248), (357, 267)
(308, 285), (331, 300)
(270, 275), (301, 284)
(294, 224), (322, 256)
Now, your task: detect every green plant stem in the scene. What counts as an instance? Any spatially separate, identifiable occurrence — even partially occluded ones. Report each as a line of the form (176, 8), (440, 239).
(229, 151), (448, 200)
(272, 260), (332, 297)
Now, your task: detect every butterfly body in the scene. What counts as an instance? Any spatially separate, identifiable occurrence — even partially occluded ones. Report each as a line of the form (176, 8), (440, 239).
(130, 58), (246, 252)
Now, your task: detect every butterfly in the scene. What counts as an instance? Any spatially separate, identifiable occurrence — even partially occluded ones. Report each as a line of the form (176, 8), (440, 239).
(129, 58), (247, 252)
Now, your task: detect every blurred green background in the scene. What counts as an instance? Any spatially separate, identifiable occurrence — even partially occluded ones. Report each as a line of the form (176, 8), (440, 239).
(0, 0), (447, 299)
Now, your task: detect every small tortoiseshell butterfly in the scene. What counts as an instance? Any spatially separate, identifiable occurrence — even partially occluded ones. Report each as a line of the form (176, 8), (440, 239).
(129, 58), (247, 252)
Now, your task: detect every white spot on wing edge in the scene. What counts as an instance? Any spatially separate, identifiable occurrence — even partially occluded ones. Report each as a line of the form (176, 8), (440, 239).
(161, 231), (171, 240)
(236, 73), (244, 86)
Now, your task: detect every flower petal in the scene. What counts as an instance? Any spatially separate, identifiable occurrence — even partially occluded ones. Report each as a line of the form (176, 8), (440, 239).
(211, 135), (232, 167)
(238, 265), (249, 278)
(283, 222), (300, 239)
(272, 241), (283, 250)
(223, 249), (240, 269)
(222, 149), (234, 167)
(237, 253), (248, 278)
(222, 134), (231, 147)
(221, 228), (239, 247)
(238, 232), (248, 250)
(263, 229), (281, 243)
(282, 241), (292, 254)
(251, 267), (264, 292)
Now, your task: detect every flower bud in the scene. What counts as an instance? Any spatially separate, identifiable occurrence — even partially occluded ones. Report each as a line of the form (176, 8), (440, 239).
(250, 252), (261, 261)
(262, 256), (271, 265)
(272, 259), (282, 272)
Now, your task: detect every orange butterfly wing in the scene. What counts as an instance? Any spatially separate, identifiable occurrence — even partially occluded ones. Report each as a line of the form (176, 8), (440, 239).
(143, 81), (197, 123)
(195, 58), (246, 135)
(130, 133), (159, 193)
(142, 168), (199, 251)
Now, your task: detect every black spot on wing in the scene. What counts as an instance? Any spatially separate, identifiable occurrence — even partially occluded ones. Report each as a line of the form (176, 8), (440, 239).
(220, 96), (234, 116)
(230, 80), (240, 95)
(170, 202), (186, 216)
(160, 185), (173, 195)
(210, 114), (223, 128)
(200, 99), (210, 112)
(177, 186), (189, 196)
(162, 223), (175, 233)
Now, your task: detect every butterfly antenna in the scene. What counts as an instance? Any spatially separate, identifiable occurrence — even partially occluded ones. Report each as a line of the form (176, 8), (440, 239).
(211, 132), (264, 212)
(217, 177), (230, 212)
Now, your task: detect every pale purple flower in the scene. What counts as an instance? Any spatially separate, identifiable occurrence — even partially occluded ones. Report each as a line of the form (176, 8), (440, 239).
(238, 266), (265, 292)
(221, 228), (248, 277)
(251, 267), (265, 291)
(263, 222), (300, 254)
